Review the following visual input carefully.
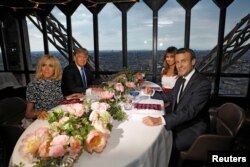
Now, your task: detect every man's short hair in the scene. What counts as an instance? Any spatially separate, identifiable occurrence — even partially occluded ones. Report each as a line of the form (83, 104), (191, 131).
(73, 48), (88, 56)
(177, 48), (196, 60)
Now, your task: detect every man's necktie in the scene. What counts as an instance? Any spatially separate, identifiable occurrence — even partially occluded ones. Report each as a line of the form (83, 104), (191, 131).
(178, 78), (186, 102)
(81, 67), (87, 88)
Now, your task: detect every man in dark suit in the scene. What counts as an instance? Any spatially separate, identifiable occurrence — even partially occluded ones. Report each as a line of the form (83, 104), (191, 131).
(143, 48), (211, 152)
(61, 48), (93, 96)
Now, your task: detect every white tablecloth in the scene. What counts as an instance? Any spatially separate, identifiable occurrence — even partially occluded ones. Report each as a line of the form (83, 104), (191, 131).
(10, 82), (172, 167)
(10, 117), (172, 167)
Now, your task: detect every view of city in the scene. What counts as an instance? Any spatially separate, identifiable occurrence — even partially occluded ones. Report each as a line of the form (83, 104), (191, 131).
(0, 50), (249, 97)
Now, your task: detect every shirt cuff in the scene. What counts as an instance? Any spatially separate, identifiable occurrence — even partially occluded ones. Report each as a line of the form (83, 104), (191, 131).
(161, 116), (166, 125)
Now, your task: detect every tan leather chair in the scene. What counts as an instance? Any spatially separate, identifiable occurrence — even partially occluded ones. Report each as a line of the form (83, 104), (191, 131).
(179, 103), (245, 164)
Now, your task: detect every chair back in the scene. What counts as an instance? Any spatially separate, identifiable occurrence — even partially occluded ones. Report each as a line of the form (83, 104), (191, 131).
(216, 103), (245, 137)
(0, 124), (24, 167)
(0, 97), (26, 124)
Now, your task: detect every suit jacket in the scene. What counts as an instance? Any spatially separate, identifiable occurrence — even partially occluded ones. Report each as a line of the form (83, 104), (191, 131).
(61, 63), (93, 96)
(152, 70), (211, 151)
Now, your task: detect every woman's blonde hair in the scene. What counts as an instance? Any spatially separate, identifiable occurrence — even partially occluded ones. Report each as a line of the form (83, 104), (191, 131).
(35, 55), (62, 80)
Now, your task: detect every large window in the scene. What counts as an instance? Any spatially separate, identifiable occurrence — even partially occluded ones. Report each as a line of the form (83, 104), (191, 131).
(26, 7), (68, 70)
(99, 3), (122, 71)
(72, 5), (94, 51)
(127, 2), (152, 72)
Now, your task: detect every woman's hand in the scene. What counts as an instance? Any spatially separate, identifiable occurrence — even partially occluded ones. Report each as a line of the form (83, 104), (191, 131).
(36, 111), (48, 120)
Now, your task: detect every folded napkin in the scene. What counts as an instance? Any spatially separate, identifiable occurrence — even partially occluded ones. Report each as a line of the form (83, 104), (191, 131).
(134, 103), (162, 111)
(58, 98), (81, 105)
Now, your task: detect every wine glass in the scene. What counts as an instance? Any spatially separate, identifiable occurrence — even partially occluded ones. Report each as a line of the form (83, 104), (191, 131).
(129, 90), (140, 102)
(114, 91), (121, 103)
(123, 94), (133, 110)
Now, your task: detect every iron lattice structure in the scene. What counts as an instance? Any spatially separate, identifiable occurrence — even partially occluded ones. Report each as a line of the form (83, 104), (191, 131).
(28, 12), (250, 74)
(27, 13), (99, 76)
(197, 13), (250, 73)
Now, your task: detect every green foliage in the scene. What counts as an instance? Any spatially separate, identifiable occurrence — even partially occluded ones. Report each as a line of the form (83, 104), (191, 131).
(33, 158), (62, 167)
(105, 100), (128, 121)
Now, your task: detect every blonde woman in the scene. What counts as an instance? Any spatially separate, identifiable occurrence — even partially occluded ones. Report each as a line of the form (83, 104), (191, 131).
(161, 46), (178, 92)
(25, 55), (63, 121)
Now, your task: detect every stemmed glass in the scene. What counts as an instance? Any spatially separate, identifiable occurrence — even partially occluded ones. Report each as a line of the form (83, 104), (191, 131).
(114, 91), (121, 103)
(123, 94), (133, 110)
(129, 89), (140, 103)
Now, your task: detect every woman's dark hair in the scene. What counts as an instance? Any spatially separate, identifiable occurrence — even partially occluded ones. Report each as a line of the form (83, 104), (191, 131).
(166, 46), (177, 54)
(162, 46), (178, 76)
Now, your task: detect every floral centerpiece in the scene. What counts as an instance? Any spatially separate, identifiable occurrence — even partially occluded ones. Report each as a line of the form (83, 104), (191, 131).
(102, 70), (145, 102)
(13, 70), (145, 167)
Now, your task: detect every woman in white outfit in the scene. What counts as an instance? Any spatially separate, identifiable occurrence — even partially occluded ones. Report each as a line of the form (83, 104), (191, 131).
(161, 46), (178, 92)
(161, 46), (178, 112)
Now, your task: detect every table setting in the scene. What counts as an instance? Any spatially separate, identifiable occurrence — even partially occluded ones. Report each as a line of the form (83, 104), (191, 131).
(9, 71), (172, 167)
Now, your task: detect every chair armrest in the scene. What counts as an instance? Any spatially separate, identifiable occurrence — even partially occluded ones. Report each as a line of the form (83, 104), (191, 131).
(180, 134), (233, 161)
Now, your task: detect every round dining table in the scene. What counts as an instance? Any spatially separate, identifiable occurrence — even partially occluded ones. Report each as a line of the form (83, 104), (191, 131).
(10, 81), (173, 167)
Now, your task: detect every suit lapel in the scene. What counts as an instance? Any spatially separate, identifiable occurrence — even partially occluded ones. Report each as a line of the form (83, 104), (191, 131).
(172, 78), (183, 111)
(179, 71), (198, 100)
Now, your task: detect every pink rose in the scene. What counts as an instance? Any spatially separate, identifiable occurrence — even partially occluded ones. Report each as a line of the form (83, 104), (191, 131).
(19, 127), (50, 161)
(38, 139), (51, 158)
(114, 82), (124, 92)
(134, 72), (145, 81)
(91, 102), (110, 113)
(92, 121), (111, 135)
(85, 130), (108, 153)
(49, 135), (69, 157)
(66, 103), (85, 117)
(125, 81), (136, 88)
(69, 137), (82, 159)
(89, 110), (98, 122)
(49, 144), (66, 157)
(98, 90), (114, 99)
(50, 135), (69, 146)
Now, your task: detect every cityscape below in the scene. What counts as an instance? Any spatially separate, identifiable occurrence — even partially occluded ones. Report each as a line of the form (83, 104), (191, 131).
(0, 50), (249, 97)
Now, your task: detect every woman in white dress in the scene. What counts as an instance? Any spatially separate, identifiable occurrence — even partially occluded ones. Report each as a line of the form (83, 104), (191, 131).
(161, 46), (178, 92)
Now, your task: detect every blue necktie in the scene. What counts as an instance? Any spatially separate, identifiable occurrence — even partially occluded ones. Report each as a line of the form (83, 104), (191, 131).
(81, 67), (87, 88)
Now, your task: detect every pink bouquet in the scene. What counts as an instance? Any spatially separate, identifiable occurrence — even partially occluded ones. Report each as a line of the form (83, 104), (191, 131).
(18, 99), (122, 166)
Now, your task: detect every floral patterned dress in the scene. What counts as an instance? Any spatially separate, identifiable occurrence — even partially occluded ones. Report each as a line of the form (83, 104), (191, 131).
(26, 79), (63, 111)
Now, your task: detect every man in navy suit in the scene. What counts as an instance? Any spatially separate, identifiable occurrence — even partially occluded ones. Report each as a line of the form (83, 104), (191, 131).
(143, 48), (211, 152)
(61, 48), (93, 96)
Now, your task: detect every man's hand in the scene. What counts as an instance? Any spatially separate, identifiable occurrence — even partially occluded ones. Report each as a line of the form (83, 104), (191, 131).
(142, 116), (162, 126)
(142, 87), (153, 95)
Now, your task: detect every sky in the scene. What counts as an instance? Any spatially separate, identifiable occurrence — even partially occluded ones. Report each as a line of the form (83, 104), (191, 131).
(26, 0), (250, 51)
